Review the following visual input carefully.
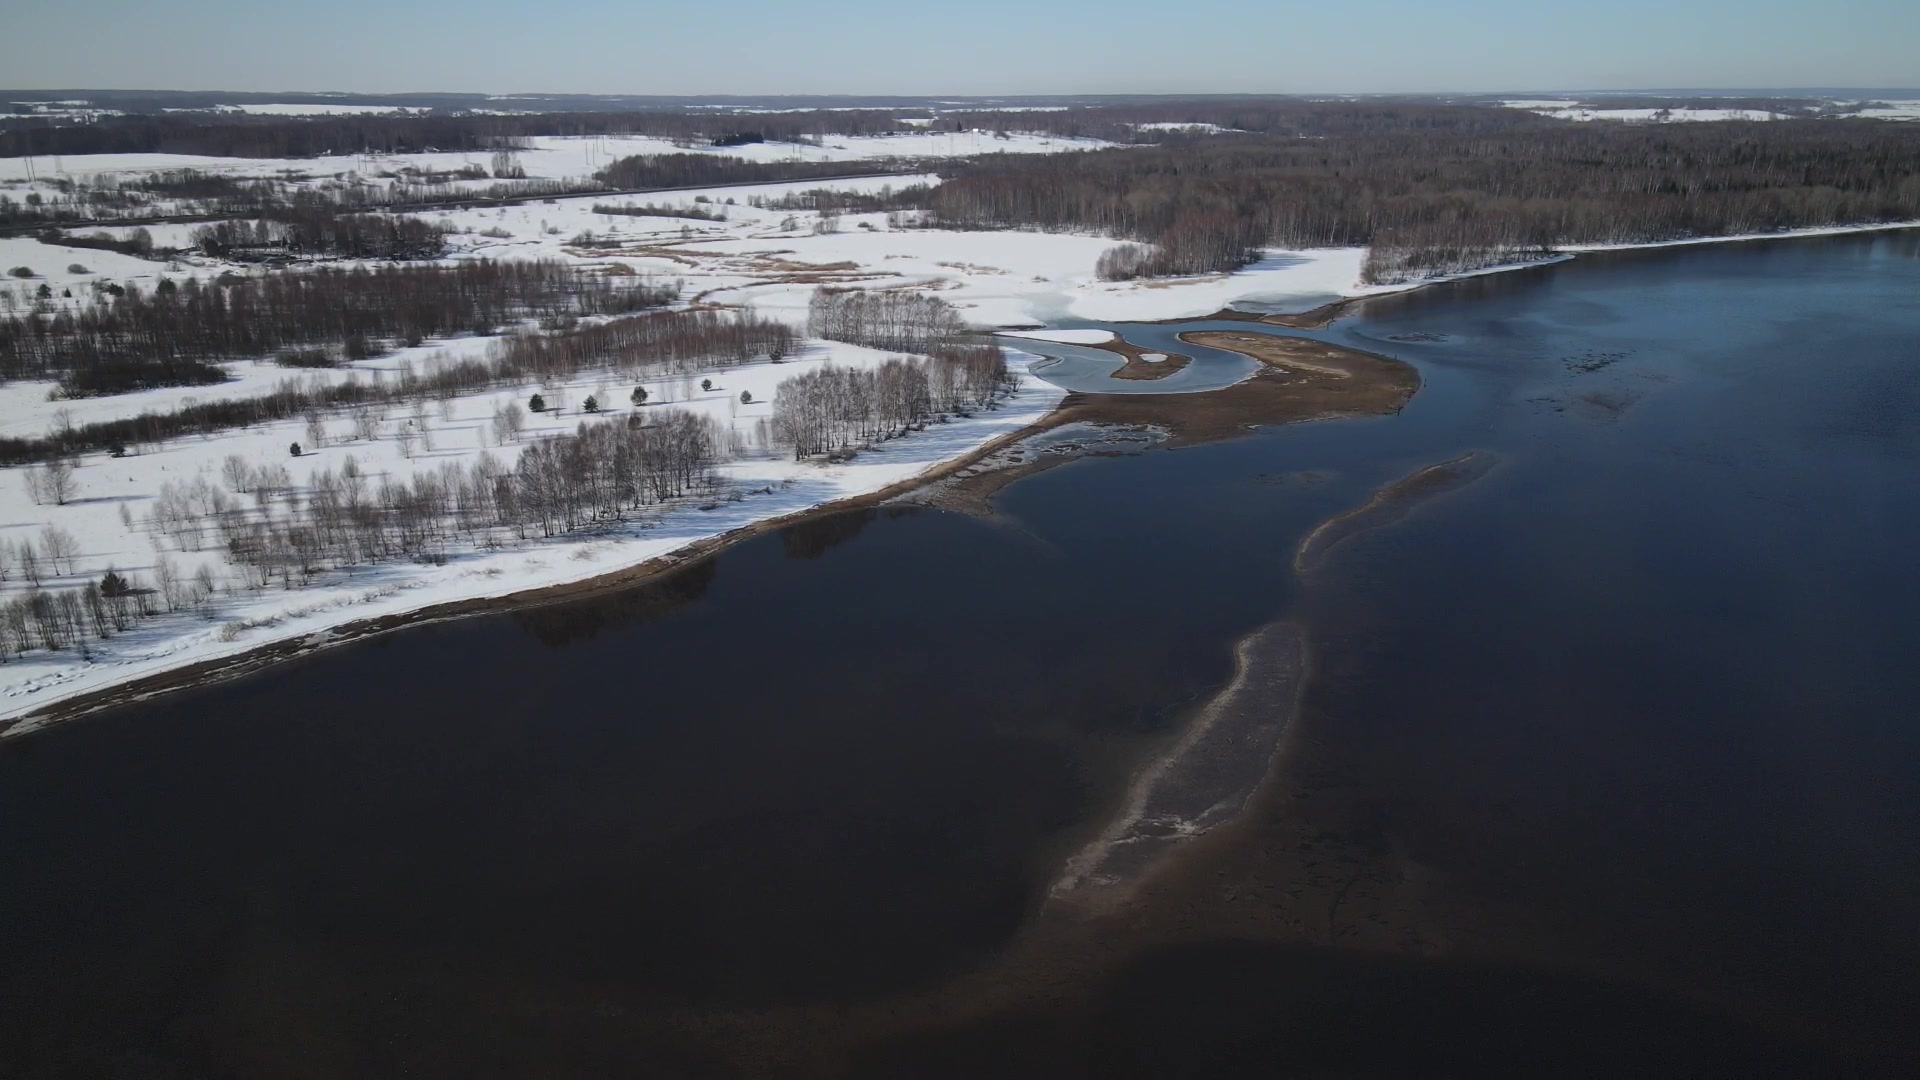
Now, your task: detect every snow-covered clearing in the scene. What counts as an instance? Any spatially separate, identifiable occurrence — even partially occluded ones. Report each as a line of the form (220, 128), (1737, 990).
(412, 177), (1383, 326)
(1499, 100), (1787, 122)
(0, 236), (211, 296)
(1132, 122), (1241, 134)
(0, 340), (1064, 731)
(0, 334), (505, 441)
(1855, 101), (1920, 121)
(1501, 97), (1920, 124)
(232, 104), (432, 116)
(1541, 107), (1788, 122)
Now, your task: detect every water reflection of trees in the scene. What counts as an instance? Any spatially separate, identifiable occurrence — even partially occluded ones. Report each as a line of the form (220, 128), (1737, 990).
(777, 507), (925, 560)
(511, 557), (717, 647)
(778, 509), (877, 560)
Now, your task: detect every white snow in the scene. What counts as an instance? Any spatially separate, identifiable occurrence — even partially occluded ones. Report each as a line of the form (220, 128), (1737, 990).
(0, 237), (207, 296)
(998, 329), (1116, 345)
(1132, 122), (1240, 134)
(1502, 97), (1920, 123)
(233, 104), (431, 116)
(1855, 101), (1920, 121)
(0, 341), (1065, 731)
(1526, 106), (1787, 123)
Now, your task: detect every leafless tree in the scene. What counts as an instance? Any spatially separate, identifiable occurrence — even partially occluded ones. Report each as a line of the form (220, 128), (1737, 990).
(221, 454), (255, 494)
(39, 526), (78, 576)
(25, 460), (76, 505)
(17, 541), (42, 586)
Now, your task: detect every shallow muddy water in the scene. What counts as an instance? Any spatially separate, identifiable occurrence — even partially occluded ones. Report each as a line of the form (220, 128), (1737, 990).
(5, 231), (1920, 1076)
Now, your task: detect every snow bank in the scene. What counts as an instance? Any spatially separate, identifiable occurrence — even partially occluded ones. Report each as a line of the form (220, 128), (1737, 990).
(998, 329), (1116, 345)
(1065, 248), (1371, 322)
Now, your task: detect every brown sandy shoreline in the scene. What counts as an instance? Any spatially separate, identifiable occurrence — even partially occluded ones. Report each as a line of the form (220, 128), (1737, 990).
(919, 329), (1421, 517)
(1082, 335), (1191, 380)
(1147, 295), (1363, 330)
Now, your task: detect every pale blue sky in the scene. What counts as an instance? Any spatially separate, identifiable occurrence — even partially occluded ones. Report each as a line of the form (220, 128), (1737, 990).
(1, 0), (1912, 95)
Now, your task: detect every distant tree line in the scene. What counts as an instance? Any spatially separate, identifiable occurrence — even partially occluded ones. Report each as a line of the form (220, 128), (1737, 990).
(0, 168), (613, 231)
(749, 183), (932, 214)
(771, 347), (1012, 460)
(595, 154), (916, 190)
(190, 211), (451, 261)
(936, 100), (1562, 143)
(490, 307), (793, 383)
(35, 227), (161, 258)
(929, 120), (1920, 281)
(806, 287), (966, 352)
(0, 109), (923, 159)
(592, 201), (725, 222)
(2, 259), (674, 395)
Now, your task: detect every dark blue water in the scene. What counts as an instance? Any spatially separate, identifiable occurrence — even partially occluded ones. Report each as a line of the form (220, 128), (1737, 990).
(3, 232), (1918, 1076)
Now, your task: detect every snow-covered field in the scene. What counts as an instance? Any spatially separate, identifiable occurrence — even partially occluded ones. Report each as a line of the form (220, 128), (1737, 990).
(0, 235), (207, 296)
(0, 336), (1064, 731)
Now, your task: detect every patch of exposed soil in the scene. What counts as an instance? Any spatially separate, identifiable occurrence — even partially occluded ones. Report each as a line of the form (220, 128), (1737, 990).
(1084, 336), (1191, 381)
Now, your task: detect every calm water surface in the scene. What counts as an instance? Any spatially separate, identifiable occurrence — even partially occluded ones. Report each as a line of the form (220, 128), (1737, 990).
(4, 233), (1918, 1076)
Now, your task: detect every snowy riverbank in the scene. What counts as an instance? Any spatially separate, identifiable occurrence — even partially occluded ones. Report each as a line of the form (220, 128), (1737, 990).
(0, 345), (1064, 735)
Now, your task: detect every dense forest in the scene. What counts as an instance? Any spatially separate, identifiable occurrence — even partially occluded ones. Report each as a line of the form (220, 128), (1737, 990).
(929, 119), (1920, 282)
(0, 109), (921, 159)
(489, 305), (793, 380)
(594, 153), (913, 190)
(0, 100), (1568, 160)
(1, 260), (676, 395)
(190, 210), (450, 260)
(771, 348), (1010, 460)
(805, 287), (965, 352)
